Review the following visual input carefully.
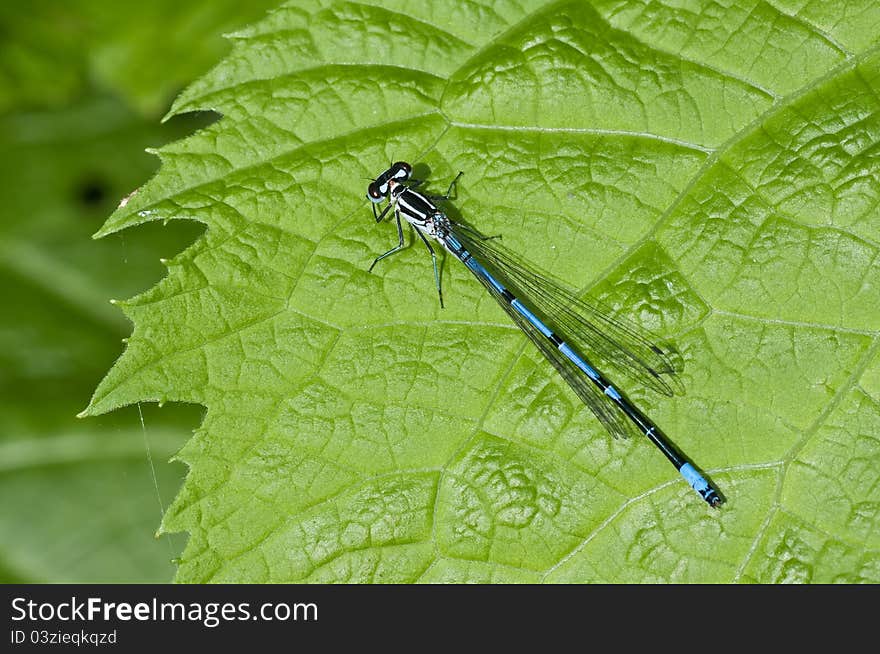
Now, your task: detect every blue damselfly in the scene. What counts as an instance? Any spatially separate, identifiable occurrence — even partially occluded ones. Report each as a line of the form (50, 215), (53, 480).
(366, 162), (722, 508)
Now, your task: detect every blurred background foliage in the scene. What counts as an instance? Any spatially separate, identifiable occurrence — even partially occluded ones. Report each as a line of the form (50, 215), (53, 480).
(0, 0), (278, 582)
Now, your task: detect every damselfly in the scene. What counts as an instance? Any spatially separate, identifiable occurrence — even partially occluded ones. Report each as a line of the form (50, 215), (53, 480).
(366, 162), (722, 508)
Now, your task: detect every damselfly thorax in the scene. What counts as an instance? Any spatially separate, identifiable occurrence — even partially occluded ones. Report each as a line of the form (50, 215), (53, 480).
(387, 181), (453, 240)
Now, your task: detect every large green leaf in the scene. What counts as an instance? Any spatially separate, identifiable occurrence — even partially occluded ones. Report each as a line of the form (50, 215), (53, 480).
(85, 0), (880, 583)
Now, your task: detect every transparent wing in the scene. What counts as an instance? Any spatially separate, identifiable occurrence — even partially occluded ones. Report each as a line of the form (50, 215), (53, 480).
(461, 250), (635, 439)
(453, 223), (677, 398)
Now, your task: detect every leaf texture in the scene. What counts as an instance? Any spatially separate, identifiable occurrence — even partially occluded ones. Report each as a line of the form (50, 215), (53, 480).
(85, 0), (880, 583)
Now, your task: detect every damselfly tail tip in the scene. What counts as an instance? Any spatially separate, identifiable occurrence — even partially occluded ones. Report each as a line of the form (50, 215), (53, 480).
(703, 484), (724, 509)
(680, 463), (724, 508)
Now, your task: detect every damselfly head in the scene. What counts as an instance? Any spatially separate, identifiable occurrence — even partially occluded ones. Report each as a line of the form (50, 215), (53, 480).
(367, 161), (413, 202)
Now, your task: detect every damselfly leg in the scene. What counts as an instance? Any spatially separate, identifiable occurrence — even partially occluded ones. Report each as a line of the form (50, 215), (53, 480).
(369, 213), (406, 272)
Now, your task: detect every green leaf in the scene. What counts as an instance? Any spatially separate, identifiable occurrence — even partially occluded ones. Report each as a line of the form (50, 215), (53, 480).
(85, 0), (880, 583)
(0, 96), (207, 582)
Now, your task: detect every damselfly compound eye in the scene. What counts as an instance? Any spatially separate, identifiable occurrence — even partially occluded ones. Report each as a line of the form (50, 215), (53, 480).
(390, 161), (412, 181)
(367, 183), (384, 203)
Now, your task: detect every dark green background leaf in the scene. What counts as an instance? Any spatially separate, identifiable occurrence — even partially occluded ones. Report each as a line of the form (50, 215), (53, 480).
(0, 1), (275, 582)
(0, 96), (206, 581)
(0, 0), (280, 115)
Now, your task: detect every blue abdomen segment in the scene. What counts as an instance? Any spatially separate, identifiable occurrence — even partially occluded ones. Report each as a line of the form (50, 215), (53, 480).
(511, 298), (554, 339)
(679, 463), (720, 505)
(557, 343), (600, 381)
